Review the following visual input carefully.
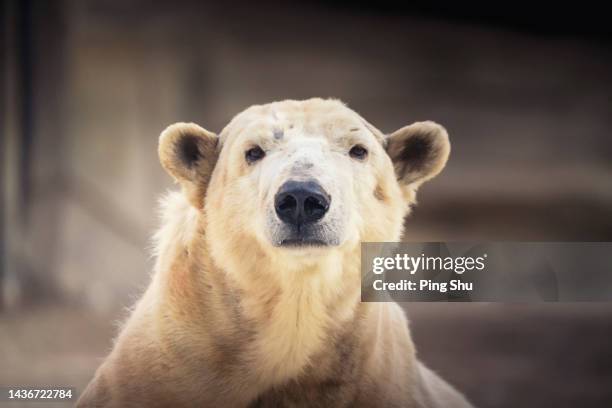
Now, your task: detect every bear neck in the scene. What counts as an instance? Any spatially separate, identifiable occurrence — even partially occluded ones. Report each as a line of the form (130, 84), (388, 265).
(203, 236), (363, 385)
(158, 224), (361, 388)
(152, 193), (366, 389)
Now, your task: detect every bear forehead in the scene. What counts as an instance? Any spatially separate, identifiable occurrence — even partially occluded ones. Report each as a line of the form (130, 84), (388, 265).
(219, 98), (385, 143)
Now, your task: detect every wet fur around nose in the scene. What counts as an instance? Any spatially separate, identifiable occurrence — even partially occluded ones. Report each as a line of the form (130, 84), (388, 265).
(77, 98), (471, 408)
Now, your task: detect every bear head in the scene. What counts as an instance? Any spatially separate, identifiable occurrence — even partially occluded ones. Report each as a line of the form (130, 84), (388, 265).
(158, 98), (449, 275)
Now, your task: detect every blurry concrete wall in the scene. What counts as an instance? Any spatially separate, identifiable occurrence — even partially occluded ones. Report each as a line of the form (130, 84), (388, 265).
(3, 0), (612, 314)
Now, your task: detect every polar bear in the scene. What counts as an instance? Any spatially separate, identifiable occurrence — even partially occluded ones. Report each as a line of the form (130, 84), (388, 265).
(77, 98), (472, 407)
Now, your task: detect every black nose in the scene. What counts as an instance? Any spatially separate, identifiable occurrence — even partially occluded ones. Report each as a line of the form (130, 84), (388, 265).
(274, 181), (330, 227)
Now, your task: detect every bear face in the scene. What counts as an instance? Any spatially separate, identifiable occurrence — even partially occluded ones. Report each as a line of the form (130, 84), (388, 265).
(158, 98), (449, 276)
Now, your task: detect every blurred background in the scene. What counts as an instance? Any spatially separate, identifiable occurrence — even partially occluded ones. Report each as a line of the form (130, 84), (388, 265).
(1, 1), (611, 407)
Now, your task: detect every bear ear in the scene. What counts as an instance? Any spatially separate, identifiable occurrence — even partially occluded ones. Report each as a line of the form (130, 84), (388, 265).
(159, 122), (219, 209)
(385, 121), (450, 187)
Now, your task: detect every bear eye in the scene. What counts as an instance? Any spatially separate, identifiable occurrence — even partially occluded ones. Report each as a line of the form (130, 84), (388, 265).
(245, 146), (266, 164)
(349, 145), (368, 160)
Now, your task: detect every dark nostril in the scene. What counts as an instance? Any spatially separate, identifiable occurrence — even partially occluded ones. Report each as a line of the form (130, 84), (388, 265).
(275, 193), (299, 224)
(304, 196), (328, 219)
(277, 194), (297, 213)
(274, 181), (330, 227)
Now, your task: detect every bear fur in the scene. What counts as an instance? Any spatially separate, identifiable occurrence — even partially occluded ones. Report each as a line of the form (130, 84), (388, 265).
(77, 98), (472, 407)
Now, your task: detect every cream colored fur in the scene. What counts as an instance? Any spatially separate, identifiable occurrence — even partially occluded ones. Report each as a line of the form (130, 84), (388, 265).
(77, 98), (472, 408)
